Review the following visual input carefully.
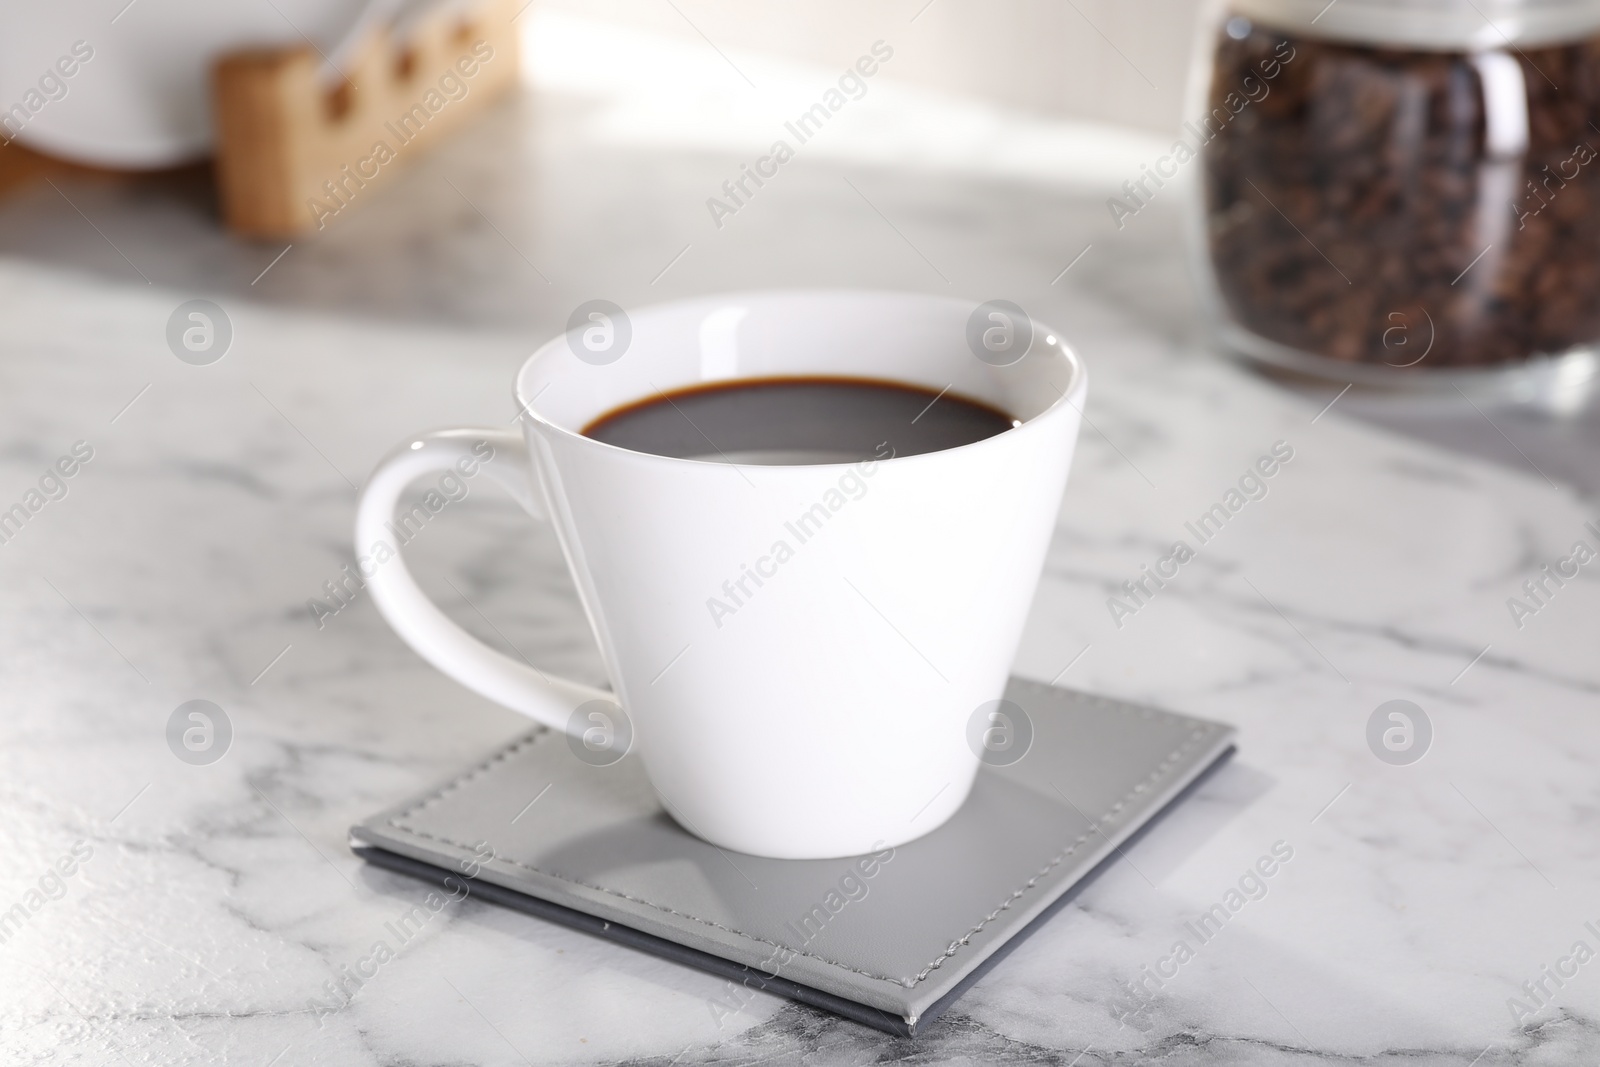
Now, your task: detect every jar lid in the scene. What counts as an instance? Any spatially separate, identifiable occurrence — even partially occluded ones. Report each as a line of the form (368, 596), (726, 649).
(1229, 0), (1600, 49)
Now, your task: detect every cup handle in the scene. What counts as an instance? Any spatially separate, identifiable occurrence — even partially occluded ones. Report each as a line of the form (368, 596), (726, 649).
(355, 426), (610, 733)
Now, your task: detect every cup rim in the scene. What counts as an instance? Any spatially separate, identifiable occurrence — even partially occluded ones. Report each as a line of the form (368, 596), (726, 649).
(513, 289), (1087, 471)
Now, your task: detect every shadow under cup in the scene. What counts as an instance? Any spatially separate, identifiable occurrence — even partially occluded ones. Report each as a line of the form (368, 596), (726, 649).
(515, 291), (1086, 859)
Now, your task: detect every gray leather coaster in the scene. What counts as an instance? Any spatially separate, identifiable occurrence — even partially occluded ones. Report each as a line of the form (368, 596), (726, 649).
(350, 678), (1236, 1035)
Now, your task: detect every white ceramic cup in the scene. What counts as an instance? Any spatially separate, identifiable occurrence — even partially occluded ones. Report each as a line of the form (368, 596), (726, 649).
(357, 290), (1086, 859)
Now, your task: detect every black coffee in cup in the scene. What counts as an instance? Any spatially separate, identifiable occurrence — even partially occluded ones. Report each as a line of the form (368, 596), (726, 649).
(583, 377), (1016, 464)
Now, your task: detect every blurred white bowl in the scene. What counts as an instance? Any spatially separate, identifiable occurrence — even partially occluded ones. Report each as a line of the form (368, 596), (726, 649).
(0, 0), (369, 168)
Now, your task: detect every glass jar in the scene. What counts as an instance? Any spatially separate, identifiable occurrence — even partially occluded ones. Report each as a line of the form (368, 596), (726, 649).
(1186, 0), (1600, 383)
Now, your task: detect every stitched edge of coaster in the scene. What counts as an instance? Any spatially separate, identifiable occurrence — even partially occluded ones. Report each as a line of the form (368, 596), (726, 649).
(382, 691), (1223, 988)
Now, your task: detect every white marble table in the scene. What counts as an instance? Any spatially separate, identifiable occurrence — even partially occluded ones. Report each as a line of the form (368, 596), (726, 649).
(2, 13), (1598, 1066)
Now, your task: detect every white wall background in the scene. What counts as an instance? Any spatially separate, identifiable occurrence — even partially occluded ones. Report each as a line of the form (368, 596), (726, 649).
(538, 0), (1204, 134)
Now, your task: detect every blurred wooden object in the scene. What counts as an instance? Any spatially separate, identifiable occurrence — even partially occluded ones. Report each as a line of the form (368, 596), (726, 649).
(0, 139), (58, 197)
(0, 138), (110, 197)
(212, 0), (520, 239)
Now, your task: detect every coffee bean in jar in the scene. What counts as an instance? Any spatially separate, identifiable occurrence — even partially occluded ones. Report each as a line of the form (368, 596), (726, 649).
(1191, 0), (1600, 373)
